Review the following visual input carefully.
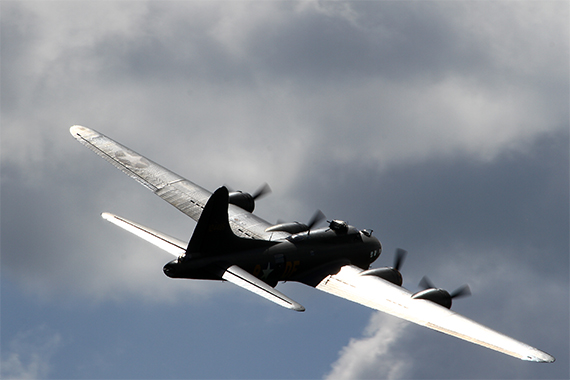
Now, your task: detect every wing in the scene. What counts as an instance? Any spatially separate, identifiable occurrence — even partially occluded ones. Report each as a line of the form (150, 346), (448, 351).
(101, 212), (186, 257)
(223, 265), (305, 311)
(70, 126), (288, 241)
(315, 265), (555, 363)
(100, 212), (304, 311)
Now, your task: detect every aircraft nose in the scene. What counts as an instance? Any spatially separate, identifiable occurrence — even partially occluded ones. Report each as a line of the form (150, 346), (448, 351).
(163, 261), (176, 277)
(362, 231), (381, 250)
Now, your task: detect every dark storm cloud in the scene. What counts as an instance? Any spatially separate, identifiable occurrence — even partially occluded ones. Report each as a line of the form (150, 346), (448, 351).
(244, 2), (481, 83)
(295, 129), (568, 276)
(1, 1), (568, 378)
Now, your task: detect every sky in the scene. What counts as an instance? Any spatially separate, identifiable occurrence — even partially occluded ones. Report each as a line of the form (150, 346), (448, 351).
(1, 1), (568, 379)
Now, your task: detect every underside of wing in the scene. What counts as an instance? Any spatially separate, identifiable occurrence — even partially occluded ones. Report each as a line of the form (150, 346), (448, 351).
(223, 265), (305, 312)
(101, 212), (186, 257)
(315, 265), (555, 363)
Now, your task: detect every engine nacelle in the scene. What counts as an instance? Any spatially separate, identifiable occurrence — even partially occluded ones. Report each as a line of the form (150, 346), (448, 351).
(265, 222), (309, 234)
(228, 191), (255, 212)
(360, 267), (403, 286)
(411, 288), (452, 309)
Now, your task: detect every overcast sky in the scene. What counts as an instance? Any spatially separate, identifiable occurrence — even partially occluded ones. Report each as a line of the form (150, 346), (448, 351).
(1, 1), (568, 379)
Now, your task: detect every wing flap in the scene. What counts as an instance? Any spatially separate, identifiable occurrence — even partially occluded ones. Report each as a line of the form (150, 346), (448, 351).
(101, 212), (186, 257)
(222, 265), (305, 312)
(316, 265), (554, 363)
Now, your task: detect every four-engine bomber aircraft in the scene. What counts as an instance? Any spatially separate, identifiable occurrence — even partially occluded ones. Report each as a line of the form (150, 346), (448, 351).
(70, 125), (555, 363)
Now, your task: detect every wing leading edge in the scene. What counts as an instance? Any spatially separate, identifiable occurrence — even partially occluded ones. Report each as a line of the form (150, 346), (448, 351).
(70, 125), (211, 222)
(316, 265), (555, 363)
(70, 125), (288, 241)
(101, 212), (186, 257)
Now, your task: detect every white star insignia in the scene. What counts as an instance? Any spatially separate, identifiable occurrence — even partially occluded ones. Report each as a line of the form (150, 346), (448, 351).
(261, 263), (273, 279)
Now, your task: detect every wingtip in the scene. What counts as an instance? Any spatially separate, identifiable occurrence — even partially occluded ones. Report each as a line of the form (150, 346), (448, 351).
(69, 125), (84, 136)
(544, 355), (556, 363)
(535, 353), (556, 363)
(101, 212), (114, 221)
(524, 349), (555, 363)
(69, 125), (97, 139)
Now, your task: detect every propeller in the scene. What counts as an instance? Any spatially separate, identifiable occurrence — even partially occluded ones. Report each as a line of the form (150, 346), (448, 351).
(419, 275), (435, 290)
(251, 183), (271, 200)
(419, 276), (471, 300)
(393, 248), (407, 271)
(361, 248), (407, 286)
(266, 210), (326, 234)
(450, 284), (472, 299)
(227, 183), (271, 212)
(306, 210), (326, 230)
(414, 276), (471, 309)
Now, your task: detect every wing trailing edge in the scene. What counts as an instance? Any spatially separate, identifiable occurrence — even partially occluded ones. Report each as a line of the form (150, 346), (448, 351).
(222, 265), (305, 312)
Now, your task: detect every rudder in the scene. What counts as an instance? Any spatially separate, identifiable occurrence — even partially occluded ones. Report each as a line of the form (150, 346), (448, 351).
(185, 187), (275, 258)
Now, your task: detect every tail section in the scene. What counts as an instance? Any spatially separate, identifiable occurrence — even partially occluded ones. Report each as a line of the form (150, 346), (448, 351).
(186, 187), (276, 258)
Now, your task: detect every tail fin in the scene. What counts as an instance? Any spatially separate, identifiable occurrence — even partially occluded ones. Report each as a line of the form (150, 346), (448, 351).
(186, 187), (275, 257)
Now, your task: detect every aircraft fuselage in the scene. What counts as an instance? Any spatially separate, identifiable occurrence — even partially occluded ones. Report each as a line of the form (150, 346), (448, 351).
(163, 224), (382, 287)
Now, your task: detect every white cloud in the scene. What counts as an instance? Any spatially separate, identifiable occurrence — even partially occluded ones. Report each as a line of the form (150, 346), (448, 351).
(1, 326), (62, 380)
(324, 312), (410, 380)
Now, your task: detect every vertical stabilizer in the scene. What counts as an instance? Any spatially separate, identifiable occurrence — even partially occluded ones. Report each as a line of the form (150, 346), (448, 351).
(186, 187), (275, 257)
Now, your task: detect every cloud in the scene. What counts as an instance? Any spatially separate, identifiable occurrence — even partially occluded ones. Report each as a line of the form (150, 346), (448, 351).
(3, 1), (567, 170)
(324, 312), (410, 380)
(1, 326), (62, 380)
(1, 0), (566, 303)
(1, 1), (567, 378)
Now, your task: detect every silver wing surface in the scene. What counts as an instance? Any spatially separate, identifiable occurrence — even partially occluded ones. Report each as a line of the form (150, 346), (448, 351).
(223, 265), (305, 311)
(101, 212), (186, 257)
(70, 126), (288, 241)
(316, 265), (555, 363)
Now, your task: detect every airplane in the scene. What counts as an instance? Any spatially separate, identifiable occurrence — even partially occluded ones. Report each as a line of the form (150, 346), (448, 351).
(69, 125), (555, 363)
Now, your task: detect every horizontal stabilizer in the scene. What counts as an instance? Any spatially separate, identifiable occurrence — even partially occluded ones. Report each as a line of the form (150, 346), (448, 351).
(101, 212), (186, 257)
(222, 265), (305, 312)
